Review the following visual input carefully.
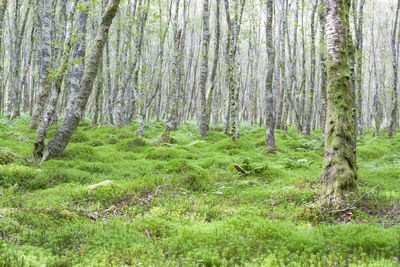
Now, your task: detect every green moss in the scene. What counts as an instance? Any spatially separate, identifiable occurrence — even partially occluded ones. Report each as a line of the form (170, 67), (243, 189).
(62, 143), (98, 161)
(0, 119), (399, 266)
(0, 147), (19, 165)
(0, 164), (35, 185)
(145, 147), (190, 160)
(70, 130), (89, 143)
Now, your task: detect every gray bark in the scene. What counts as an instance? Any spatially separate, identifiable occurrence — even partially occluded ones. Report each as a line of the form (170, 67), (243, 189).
(265, 0), (275, 151)
(33, 0), (78, 160)
(199, 0), (210, 138)
(45, 0), (121, 159)
(30, 0), (52, 129)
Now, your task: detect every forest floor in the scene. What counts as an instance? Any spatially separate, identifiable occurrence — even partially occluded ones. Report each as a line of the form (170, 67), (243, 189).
(0, 116), (399, 266)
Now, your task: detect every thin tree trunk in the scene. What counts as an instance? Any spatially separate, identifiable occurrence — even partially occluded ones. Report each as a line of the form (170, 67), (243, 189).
(319, 1), (327, 133)
(199, 0), (210, 138)
(389, 0), (400, 138)
(30, 0), (51, 129)
(32, 0), (78, 160)
(304, 0), (318, 135)
(160, 0), (181, 142)
(45, 0), (121, 159)
(265, 0), (275, 151)
(205, 0), (221, 132)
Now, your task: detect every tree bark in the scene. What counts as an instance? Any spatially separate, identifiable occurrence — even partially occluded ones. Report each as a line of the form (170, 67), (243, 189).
(388, 0), (400, 138)
(30, 0), (52, 129)
(265, 0), (276, 151)
(45, 0), (121, 159)
(320, 0), (357, 209)
(205, 0), (221, 133)
(304, 0), (318, 135)
(160, 0), (181, 142)
(32, 0), (78, 160)
(319, 1), (327, 133)
(199, 0), (210, 138)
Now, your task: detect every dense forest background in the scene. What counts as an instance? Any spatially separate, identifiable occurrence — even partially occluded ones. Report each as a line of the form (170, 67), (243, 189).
(0, 0), (398, 139)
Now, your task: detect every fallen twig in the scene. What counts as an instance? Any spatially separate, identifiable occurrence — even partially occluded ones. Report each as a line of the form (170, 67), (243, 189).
(330, 185), (380, 213)
(154, 176), (189, 197)
(233, 163), (249, 176)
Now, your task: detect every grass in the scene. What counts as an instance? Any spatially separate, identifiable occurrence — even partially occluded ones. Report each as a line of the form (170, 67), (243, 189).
(0, 115), (399, 266)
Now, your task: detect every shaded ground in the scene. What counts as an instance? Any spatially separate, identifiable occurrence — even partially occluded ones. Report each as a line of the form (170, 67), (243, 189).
(0, 116), (399, 266)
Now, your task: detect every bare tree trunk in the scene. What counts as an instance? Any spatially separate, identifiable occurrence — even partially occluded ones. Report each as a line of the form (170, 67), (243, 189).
(389, 0), (400, 138)
(199, 0), (210, 138)
(32, 0), (78, 160)
(66, 0), (88, 115)
(319, 1), (327, 133)
(30, 0), (51, 129)
(304, 0), (318, 135)
(354, 0), (365, 135)
(45, 0), (121, 160)
(160, 0), (181, 142)
(8, 1), (30, 120)
(205, 0), (221, 132)
(0, 0), (8, 112)
(265, 0), (275, 151)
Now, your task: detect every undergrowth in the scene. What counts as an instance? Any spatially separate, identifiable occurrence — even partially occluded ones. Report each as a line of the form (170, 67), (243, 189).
(0, 116), (399, 266)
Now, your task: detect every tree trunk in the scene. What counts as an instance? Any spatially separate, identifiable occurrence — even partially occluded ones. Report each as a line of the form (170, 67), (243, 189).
(320, 0), (357, 209)
(354, 0), (365, 135)
(45, 0), (121, 159)
(30, 0), (52, 129)
(0, 0), (8, 113)
(205, 0), (221, 133)
(265, 0), (275, 151)
(32, 0), (78, 160)
(319, 1), (327, 133)
(160, 0), (181, 143)
(199, 0), (210, 138)
(304, 0), (318, 135)
(389, 0), (400, 138)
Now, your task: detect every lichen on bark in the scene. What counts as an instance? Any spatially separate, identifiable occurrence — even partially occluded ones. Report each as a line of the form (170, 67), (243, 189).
(320, 0), (357, 209)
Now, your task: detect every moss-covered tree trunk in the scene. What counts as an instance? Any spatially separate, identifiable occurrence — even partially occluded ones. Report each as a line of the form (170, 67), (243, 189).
(320, 0), (357, 209)
(45, 0), (121, 159)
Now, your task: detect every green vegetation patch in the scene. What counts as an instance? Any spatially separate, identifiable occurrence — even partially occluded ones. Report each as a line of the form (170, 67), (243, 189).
(0, 120), (399, 266)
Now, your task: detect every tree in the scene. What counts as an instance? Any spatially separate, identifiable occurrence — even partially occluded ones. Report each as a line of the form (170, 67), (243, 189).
(304, 0), (318, 135)
(44, 0), (121, 159)
(388, 0), (400, 138)
(199, 0), (210, 138)
(32, 0), (78, 160)
(7, 0), (30, 120)
(30, 0), (52, 129)
(265, 0), (275, 151)
(159, 0), (182, 143)
(320, 0), (357, 209)
(66, 0), (88, 115)
(205, 0), (221, 133)
(319, 1), (327, 133)
(0, 0), (8, 111)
